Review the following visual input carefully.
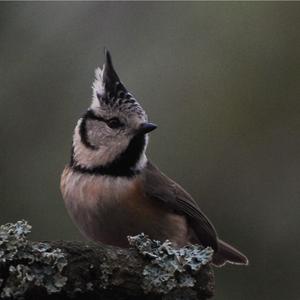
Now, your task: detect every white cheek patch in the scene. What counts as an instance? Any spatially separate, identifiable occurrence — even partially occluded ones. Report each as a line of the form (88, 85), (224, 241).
(87, 121), (109, 147)
(73, 121), (133, 168)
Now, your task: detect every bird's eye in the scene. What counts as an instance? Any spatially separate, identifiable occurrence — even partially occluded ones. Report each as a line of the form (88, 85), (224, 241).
(107, 117), (123, 129)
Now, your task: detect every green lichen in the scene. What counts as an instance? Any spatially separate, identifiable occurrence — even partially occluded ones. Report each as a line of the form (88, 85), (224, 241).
(86, 282), (93, 291)
(128, 233), (213, 294)
(0, 220), (68, 299)
(99, 260), (113, 289)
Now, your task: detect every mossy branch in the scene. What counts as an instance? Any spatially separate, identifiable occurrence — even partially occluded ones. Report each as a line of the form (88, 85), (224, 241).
(0, 221), (215, 300)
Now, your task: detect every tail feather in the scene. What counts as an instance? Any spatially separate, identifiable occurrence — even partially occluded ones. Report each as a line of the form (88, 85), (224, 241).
(212, 239), (249, 267)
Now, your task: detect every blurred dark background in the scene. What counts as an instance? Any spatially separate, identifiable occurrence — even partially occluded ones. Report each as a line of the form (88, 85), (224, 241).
(1, 2), (299, 299)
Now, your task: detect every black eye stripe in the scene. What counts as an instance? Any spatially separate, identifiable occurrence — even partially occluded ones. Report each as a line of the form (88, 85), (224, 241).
(107, 117), (123, 129)
(85, 110), (105, 122)
(84, 110), (123, 129)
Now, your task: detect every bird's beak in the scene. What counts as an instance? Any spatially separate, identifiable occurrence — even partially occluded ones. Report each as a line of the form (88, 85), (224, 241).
(137, 123), (157, 135)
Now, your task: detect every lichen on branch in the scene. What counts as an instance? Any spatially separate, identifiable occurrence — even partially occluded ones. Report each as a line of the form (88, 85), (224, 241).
(128, 233), (213, 294)
(0, 221), (215, 300)
(0, 221), (67, 298)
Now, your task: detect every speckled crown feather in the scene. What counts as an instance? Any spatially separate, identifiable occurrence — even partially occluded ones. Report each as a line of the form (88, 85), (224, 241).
(91, 49), (145, 118)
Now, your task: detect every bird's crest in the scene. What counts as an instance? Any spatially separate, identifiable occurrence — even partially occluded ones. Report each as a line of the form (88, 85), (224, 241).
(92, 49), (135, 106)
(91, 49), (145, 119)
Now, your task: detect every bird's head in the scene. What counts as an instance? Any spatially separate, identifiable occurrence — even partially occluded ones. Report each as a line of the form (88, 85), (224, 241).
(72, 50), (156, 175)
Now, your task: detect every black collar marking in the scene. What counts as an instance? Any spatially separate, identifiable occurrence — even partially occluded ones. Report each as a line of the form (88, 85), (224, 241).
(71, 129), (146, 178)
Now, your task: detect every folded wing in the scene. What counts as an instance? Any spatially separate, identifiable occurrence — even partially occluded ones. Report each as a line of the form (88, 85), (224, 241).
(143, 161), (218, 251)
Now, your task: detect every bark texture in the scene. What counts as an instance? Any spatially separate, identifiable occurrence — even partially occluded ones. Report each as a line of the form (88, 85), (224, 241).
(0, 221), (215, 300)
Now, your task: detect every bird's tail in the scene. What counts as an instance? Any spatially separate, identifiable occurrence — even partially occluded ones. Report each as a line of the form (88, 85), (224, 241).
(212, 239), (249, 267)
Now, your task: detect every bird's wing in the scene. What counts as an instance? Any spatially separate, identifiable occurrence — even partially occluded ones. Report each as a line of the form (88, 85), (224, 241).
(142, 161), (218, 250)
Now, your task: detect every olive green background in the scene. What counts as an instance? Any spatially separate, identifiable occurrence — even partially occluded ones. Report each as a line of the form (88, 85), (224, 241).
(1, 2), (299, 299)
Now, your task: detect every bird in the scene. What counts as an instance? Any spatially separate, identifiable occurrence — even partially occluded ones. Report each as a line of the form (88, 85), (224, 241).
(60, 49), (248, 267)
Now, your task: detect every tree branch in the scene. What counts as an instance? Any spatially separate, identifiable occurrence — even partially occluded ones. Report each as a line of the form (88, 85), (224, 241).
(0, 221), (215, 300)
